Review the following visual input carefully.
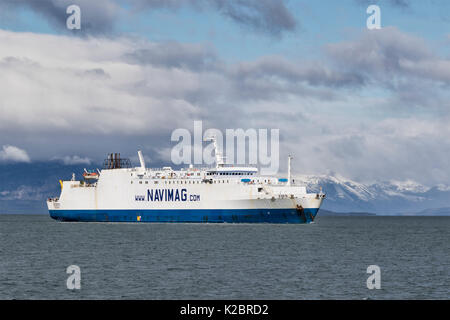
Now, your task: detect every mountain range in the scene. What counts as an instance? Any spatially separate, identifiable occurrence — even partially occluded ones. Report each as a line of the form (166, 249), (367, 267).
(0, 162), (449, 215)
(294, 174), (450, 215)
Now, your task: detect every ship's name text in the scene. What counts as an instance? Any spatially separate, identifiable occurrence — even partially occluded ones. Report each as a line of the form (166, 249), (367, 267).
(135, 189), (200, 202)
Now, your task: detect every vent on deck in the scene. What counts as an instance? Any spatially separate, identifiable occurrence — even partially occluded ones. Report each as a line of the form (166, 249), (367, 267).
(103, 153), (131, 169)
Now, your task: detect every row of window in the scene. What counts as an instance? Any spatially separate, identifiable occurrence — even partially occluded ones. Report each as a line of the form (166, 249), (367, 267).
(131, 172), (202, 177)
(207, 172), (255, 176)
(132, 180), (231, 184)
(131, 179), (272, 185)
(130, 172), (255, 178)
(132, 180), (197, 185)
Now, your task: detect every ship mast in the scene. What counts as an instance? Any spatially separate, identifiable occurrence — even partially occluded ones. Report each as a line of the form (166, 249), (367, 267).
(287, 155), (293, 186)
(138, 150), (146, 171)
(204, 136), (225, 168)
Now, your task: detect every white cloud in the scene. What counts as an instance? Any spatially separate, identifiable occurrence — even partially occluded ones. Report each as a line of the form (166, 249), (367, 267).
(0, 30), (201, 136)
(0, 184), (48, 200)
(56, 155), (92, 165)
(0, 145), (31, 162)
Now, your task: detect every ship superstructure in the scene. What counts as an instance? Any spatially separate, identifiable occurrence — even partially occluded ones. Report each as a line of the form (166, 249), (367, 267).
(47, 141), (325, 223)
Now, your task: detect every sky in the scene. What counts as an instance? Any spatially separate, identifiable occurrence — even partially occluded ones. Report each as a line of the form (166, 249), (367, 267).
(0, 0), (450, 186)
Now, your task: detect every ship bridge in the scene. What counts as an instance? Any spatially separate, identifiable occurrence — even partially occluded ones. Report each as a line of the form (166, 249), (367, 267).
(206, 166), (258, 176)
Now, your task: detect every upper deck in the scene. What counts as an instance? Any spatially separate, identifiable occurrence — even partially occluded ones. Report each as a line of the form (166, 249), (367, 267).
(81, 148), (308, 189)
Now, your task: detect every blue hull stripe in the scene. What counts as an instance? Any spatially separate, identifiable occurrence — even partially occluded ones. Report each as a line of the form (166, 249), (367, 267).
(49, 208), (320, 224)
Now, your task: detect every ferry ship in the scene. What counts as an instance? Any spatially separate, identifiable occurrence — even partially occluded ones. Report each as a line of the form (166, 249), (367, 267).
(47, 140), (325, 223)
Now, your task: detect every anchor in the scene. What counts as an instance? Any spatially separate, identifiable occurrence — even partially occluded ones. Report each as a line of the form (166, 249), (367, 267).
(296, 205), (307, 223)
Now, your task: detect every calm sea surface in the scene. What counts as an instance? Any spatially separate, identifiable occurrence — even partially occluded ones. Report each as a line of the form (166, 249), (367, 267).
(0, 215), (448, 299)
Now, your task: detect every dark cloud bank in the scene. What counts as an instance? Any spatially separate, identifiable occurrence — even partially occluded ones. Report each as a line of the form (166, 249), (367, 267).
(0, 0), (297, 36)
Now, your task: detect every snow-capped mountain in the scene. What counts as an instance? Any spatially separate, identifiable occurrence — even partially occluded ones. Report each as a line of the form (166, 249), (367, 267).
(294, 174), (450, 214)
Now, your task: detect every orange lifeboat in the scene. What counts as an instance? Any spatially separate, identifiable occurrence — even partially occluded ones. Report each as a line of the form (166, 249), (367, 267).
(83, 169), (99, 180)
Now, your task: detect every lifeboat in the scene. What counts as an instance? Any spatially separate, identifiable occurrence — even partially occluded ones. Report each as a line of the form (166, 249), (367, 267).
(83, 169), (99, 180)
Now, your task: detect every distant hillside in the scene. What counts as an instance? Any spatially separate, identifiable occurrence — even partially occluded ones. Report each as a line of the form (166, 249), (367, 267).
(409, 207), (450, 216)
(0, 161), (94, 214)
(318, 209), (376, 216)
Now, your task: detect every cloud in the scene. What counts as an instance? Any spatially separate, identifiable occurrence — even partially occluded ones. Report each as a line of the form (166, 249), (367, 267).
(0, 0), (120, 34)
(354, 0), (410, 9)
(0, 184), (48, 200)
(125, 41), (219, 71)
(0, 29), (357, 140)
(0, 145), (31, 162)
(131, 0), (297, 37)
(229, 56), (365, 97)
(208, 0), (297, 37)
(326, 27), (450, 113)
(0, 0), (297, 37)
(326, 27), (432, 79)
(281, 113), (450, 186)
(0, 31), (200, 136)
(54, 155), (92, 165)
